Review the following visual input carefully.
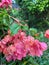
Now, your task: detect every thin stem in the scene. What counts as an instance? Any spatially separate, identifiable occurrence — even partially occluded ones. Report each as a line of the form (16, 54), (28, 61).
(8, 15), (24, 26)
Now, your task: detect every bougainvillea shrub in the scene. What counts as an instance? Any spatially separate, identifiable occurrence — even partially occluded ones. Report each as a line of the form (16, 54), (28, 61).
(0, 0), (49, 65)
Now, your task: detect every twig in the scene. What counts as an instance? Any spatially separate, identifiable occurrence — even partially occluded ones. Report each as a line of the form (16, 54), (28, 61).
(8, 15), (24, 26)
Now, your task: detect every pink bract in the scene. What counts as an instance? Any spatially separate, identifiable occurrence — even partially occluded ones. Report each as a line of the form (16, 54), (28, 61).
(0, 0), (12, 8)
(28, 40), (47, 57)
(45, 29), (49, 38)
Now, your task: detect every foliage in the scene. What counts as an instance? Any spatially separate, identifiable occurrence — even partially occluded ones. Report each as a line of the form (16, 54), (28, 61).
(15, 0), (49, 30)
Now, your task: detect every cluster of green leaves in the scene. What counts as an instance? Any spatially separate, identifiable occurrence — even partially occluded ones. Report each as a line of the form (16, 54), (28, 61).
(0, 8), (28, 38)
(0, 8), (9, 38)
(15, 0), (49, 31)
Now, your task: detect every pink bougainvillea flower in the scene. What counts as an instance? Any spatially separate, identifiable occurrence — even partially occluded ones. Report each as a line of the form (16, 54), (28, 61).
(2, 0), (12, 4)
(18, 30), (26, 41)
(2, 0), (12, 6)
(0, 2), (2, 7)
(0, 41), (2, 52)
(28, 39), (42, 57)
(0, 41), (6, 53)
(1, 35), (12, 44)
(3, 47), (9, 56)
(44, 29), (49, 38)
(0, 0), (12, 8)
(27, 36), (34, 46)
(6, 55), (12, 62)
(3, 41), (27, 61)
(40, 42), (47, 51)
(3, 45), (16, 61)
(23, 36), (34, 51)
(14, 40), (27, 60)
(0, 30), (48, 61)
(28, 40), (47, 57)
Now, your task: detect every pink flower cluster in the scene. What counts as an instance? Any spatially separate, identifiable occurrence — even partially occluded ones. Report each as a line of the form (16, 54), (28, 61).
(44, 29), (49, 38)
(0, 30), (47, 62)
(0, 0), (12, 8)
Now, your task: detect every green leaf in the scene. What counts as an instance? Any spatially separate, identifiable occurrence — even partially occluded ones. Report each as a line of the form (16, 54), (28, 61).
(21, 25), (28, 31)
(29, 28), (37, 36)
(9, 22), (21, 35)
